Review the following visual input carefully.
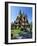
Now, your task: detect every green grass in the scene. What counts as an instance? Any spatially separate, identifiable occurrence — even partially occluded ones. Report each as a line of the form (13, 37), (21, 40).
(11, 27), (21, 38)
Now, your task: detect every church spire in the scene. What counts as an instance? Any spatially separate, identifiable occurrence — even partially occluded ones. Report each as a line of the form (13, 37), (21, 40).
(19, 10), (24, 16)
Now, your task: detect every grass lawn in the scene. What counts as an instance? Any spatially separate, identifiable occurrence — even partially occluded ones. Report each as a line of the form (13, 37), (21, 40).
(11, 27), (32, 39)
(11, 28), (21, 38)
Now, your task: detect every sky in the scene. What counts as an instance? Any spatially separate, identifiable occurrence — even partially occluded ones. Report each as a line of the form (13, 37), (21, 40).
(11, 6), (32, 23)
